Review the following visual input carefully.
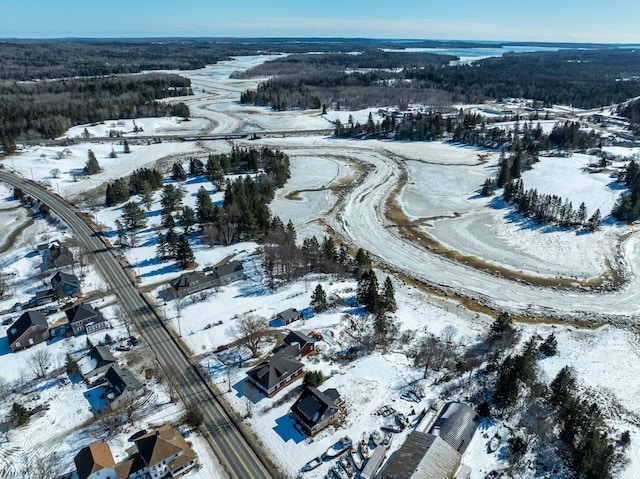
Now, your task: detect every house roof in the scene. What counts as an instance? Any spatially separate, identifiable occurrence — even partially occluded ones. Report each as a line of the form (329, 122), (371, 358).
(375, 432), (461, 479)
(105, 365), (143, 393)
(291, 386), (340, 427)
(213, 260), (243, 278)
(74, 442), (116, 479)
(90, 345), (116, 366)
(429, 402), (479, 454)
(135, 425), (194, 468)
(114, 453), (147, 479)
(35, 288), (56, 299)
(283, 331), (316, 347)
(7, 310), (48, 345)
(247, 355), (304, 392)
(66, 304), (105, 324)
(170, 271), (210, 289)
(51, 271), (79, 287)
(276, 308), (300, 322)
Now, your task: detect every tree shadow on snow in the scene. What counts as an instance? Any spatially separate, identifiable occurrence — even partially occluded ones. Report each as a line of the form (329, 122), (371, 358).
(141, 263), (180, 278)
(273, 414), (306, 444)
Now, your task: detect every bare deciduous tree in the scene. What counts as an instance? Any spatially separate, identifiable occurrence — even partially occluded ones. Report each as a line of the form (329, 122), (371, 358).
(0, 274), (9, 299)
(413, 334), (448, 379)
(228, 313), (269, 357)
(28, 348), (52, 379)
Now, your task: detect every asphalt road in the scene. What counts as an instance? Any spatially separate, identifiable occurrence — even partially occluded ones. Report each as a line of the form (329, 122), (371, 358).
(0, 169), (273, 479)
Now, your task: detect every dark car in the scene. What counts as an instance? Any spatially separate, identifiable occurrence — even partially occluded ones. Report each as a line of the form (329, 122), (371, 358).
(129, 336), (139, 346)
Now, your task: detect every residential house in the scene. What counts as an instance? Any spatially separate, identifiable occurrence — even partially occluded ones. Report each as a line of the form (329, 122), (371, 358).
(80, 346), (117, 381)
(170, 271), (215, 299)
(7, 310), (50, 352)
(34, 288), (56, 306)
(290, 386), (341, 436)
(42, 243), (74, 270)
(134, 425), (197, 478)
(276, 308), (302, 325)
(51, 271), (81, 298)
(74, 426), (196, 479)
(66, 303), (108, 335)
(374, 431), (462, 479)
(74, 442), (117, 479)
(210, 260), (244, 286)
(246, 354), (304, 397)
(105, 365), (145, 409)
(272, 331), (317, 359)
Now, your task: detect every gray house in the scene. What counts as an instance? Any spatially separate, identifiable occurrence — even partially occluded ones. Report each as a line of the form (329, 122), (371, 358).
(429, 402), (479, 454)
(66, 304), (108, 335)
(170, 271), (215, 299)
(105, 365), (145, 409)
(7, 310), (50, 352)
(246, 354), (304, 397)
(290, 386), (341, 436)
(210, 260), (244, 286)
(80, 346), (117, 381)
(276, 308), (302, 325)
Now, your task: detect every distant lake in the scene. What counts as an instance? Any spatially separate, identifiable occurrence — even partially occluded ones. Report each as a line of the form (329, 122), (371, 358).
(381, 45), (563, 64)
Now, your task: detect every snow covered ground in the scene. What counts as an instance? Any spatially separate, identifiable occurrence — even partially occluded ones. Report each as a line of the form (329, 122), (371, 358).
(3, 53), (640, 478)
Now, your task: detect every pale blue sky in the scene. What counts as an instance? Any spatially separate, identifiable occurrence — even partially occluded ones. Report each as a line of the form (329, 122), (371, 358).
(3, 0), (639, 43)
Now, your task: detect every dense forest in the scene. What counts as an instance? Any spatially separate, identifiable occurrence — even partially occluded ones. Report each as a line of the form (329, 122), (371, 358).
(241, 49), (640, 111)
(0, 74), (191, 143)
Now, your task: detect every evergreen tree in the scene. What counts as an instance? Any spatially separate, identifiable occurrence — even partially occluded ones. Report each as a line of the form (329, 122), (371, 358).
(156, 231), (168, 259)
(196, 187), (217, 224)
(165, 229), (178, 257)
(189, 157), (204, 176)
(123, 139), (131, 153)
(172, 161), (187, 182)
(181, 205), (196, 234)
(160, 184), (183, 212)
(539, 333), (558, 356)
(489, 311), (516, 343)
(357, 270), (380, 313)
(161, 212), (175, 229)
(121, 201), (147, 231)
(65, 353), (80, 375)
(175, 235), (195, 269)
(587, 209), (601, 231)
(311, 284), (328, 312)
(109, 147), (118, 158)
(497, 160), (511, 188)
(84, 149), (100, 175)
(481, 178), (494, 197)
(576, 202), (588, 226)
(382, 276), (396, 312)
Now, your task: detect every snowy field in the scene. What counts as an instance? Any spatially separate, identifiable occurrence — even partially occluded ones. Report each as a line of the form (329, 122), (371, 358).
(3, 53), (640, 478)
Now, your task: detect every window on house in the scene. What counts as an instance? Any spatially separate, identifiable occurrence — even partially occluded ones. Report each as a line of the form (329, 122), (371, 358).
(15, 341), (20, 347)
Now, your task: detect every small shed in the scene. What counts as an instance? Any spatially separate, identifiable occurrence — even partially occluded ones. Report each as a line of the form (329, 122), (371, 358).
(276, 308), (302, 325)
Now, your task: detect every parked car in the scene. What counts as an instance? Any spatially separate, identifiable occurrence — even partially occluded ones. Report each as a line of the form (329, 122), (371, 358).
(116, 342), (132, 352)
(216, 344), (230, 352)
(129, 336), (139, 346)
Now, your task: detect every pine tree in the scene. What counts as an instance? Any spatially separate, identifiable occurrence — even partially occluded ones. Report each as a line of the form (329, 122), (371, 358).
(156, 231), (168, 259)
(181, 205), (196, 234)
(539, 333), (558, 356)
(65, 353), (80, 374)
(121, 201), (147, 231)
(196, 186), (216, 224)
(497, 160), (511, 188)
(587, 209), (601, 231)
(382, 276), (396, 312)
(311, 284), (328, 312)
(172, 161), (187, 182)
(84, 149), (100, 175)
(175, 235), (195, 269)
(123, 139), (131, 153)
(481, 178), (494, 197)
(357, 270), (380, 313)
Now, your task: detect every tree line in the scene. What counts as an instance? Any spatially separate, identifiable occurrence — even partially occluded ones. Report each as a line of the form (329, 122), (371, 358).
(0, 73), (191, 144)
(241, 49), (640, 112)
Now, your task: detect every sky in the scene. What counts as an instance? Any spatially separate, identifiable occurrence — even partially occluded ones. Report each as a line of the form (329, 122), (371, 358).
(2, 0), (640, 43)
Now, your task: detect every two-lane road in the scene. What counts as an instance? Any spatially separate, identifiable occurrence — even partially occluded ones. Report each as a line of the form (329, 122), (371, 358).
(0, 169), (273, 479)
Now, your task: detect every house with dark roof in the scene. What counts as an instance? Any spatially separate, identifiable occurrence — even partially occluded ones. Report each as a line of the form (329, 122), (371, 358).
(74, 425), (196, 479)
(74, 442), (117, 479)
(374, 431), (462, 479)
(7, 310), (50, 352)
(273, 331), (317, 359)
(290, 386), (341, 436)
(66, 303), (108, 335)
(51, 271), (81, 298)
(42, 243), (74, 271)
(80, 346), (117, 381)
(105, 365), (144, 409)
(276, 308), (302, 325)
(210, 260), (244, 286)
(34, 288), (56, 306)
(246, 354), (304, 397)
(170, 271), (215, 299)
